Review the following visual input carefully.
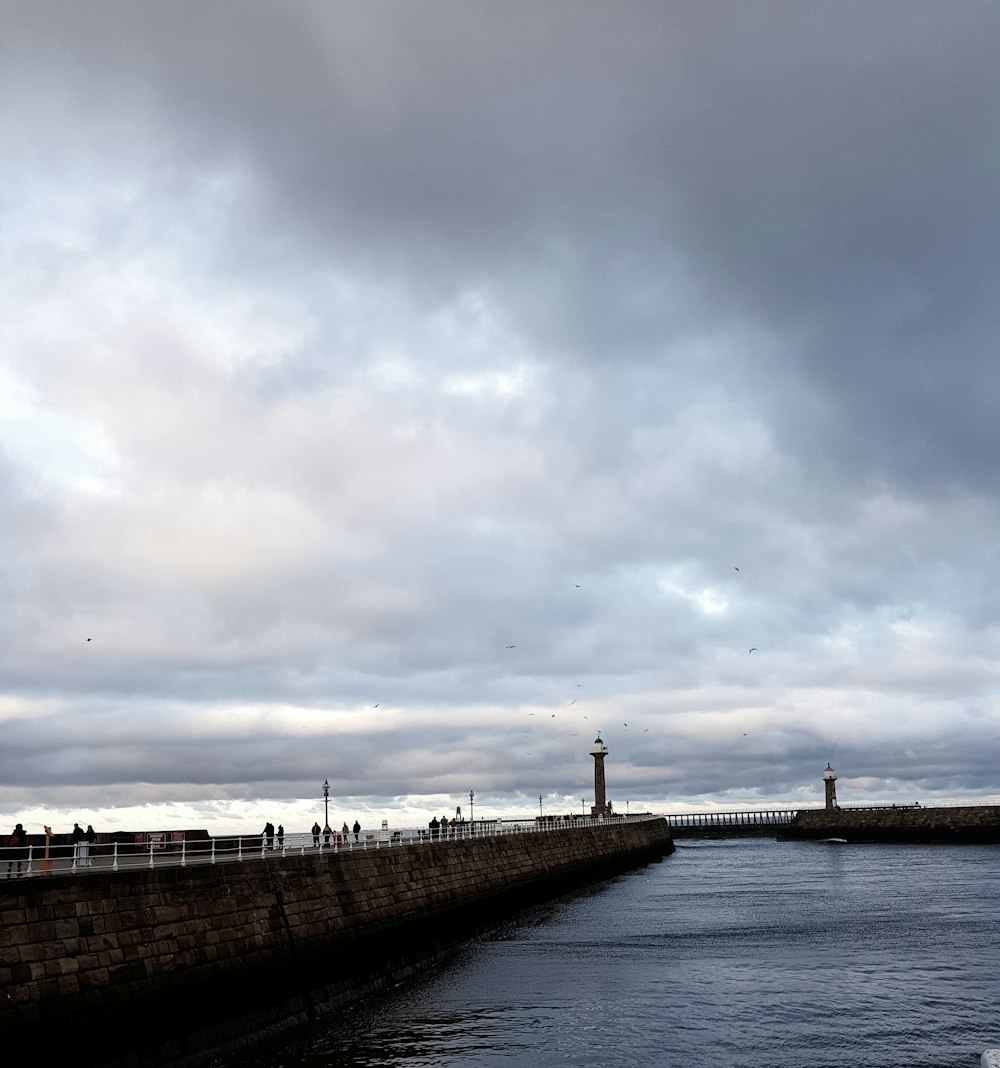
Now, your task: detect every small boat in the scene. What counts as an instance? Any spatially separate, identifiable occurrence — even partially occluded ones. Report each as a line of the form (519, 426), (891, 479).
(817, 837), (848, 844)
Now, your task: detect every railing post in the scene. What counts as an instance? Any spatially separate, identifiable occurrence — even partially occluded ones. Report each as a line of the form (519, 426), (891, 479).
(112, 841), (119, 872)
(237, 837), (243, 862)
(180, 839), (187, 867)
(211, 840), (216, 864)
(148, 841), (155, 869)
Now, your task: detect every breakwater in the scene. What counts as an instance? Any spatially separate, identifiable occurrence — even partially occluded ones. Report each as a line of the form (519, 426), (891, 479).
(783, 804), (1000, 843)
(0, 817), (672, 1067)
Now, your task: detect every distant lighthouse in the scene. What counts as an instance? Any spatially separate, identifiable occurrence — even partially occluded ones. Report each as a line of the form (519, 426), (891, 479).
(823, 763), (838, 809)
(590, 736), (609, 816)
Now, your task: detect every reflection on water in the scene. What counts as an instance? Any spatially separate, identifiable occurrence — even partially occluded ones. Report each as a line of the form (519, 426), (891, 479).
(217, 839), (1000, 1067)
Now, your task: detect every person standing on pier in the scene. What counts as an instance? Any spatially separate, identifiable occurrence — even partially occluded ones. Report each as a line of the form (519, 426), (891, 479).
(84, 825), (96, 866)
(6, 824), (27, 878)
(323, 824), (331, 848)
(276, 825), (284, 850)
(311, 821), (321, 848)
(263, 822), (275, 850)
(71, 822), (86, 867)
(352, 820), (361, 843)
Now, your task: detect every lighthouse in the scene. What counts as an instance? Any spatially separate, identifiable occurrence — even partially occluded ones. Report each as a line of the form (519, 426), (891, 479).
(590, 736), (609, 817)
(823, 763), (838, 809)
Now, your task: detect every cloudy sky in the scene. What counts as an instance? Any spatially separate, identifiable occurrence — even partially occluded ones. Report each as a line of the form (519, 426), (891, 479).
(3, 1), (1000, 836)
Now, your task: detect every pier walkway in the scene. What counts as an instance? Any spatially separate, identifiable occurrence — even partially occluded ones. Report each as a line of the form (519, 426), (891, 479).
(0, 813), (660, 882)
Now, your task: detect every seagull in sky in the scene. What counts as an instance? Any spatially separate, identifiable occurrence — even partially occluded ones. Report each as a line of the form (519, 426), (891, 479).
(568, 699), (576, 705)
(734, 567), (740, 572)
(86, 638), (92, 642)
(505, 644), (517, 649)
(749, 647), (759, 653)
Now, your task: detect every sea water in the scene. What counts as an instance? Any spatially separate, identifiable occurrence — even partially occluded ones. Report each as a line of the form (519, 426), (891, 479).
(217, 837), (1000, 1067)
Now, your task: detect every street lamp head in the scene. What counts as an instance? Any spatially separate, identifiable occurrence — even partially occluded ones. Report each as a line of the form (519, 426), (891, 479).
(323, 779), (329, 797)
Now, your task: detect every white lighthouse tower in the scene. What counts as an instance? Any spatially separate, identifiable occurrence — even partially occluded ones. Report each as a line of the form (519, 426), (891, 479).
(590, 736), (609, 817)
(823, 763), (838, 809)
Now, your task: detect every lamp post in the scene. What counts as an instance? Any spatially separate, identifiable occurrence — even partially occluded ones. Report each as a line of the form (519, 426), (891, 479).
(469, 788), (475, 826)
(323, 779), (329, 830)
(539, 794), (543, 819)
(582, 797), (586, 816)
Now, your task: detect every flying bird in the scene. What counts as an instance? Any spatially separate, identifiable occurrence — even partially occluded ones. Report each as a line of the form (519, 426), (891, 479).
(505, 644), (517, 649)
(86, 638), (92, 642)
(749, 647), (759, 653)
(568, 699), (576, 705)
(734, 567), (740, 572)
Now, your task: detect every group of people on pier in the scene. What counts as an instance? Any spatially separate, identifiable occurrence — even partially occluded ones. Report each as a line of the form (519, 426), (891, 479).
(308, 819), (362, 848)
(428, 815), (466, 839)
(5, 821), (96, 878)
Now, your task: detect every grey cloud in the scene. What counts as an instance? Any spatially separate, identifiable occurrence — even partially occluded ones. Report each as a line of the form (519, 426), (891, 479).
(3, 2), (1000, 825)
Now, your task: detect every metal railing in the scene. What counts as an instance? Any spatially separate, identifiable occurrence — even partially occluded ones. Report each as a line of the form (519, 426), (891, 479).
(0, 813), (655, 882)
(662, 809), (800, 828)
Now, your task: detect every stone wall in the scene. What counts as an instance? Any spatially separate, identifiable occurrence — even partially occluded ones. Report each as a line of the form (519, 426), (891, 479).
(785, 805), (1000, 843)
(0, 818), (672, 1067)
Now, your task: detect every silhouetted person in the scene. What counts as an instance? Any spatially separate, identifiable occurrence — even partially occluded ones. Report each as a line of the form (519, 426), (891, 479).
(6, 824), (27, 878)
(429, 816), (440, 840)
(323, 824), (331, 848)
(312, 822), (321, 848)
(71, 822), (86, 867)
(352, 820), (360, 843)
(263, 822), (274, 849)
(276, 824), (284, 849)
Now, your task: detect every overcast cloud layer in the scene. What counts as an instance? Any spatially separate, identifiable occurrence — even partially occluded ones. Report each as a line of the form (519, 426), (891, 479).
(3, 2), (1000, 835)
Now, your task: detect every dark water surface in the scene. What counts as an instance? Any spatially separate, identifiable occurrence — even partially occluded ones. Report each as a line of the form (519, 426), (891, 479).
(218, 838), (1000, 1067)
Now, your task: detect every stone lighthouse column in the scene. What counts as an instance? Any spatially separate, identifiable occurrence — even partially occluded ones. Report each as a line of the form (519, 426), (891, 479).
(823, 763), (838, 809)
(590, 736), (609, 817)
